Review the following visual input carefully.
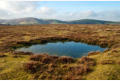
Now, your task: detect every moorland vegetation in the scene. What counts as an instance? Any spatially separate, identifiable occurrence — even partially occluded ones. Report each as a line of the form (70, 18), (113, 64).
(0, 24), (120, 80)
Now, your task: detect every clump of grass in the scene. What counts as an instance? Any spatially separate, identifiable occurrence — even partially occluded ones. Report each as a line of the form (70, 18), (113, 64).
(13, 51), (33, 55)
(23, 54), (94, 80)
(78, 56), (96, 66)
(12, 51), (33, 58)
(30, 54), (59, 64)
(117, 61), (120, 65)
(0, 54), (6, 57)
(69, 65), (92, 75)
(57, 56), (75, 64)
(111, 49), (120, 53)
(104, 48), (110, 52)
(30, 54), (74, 64)
(30, 54), (48, 61)
(23, 61), (41, 73)
(41, 55), (57, 64)
(88, 51), (100, 56)
(0, 53), (7, 57)
(64, 73), (83, 80)
(12, 55), (20, 58)
(100, 60), (115, 65)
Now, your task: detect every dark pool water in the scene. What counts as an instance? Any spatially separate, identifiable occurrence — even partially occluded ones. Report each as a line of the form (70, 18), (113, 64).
(16, 41), (106, 58)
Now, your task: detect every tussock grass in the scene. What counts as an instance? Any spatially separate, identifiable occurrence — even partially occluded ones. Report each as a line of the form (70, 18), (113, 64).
(100, 60), (115, 65)
(88, 51), (100, 56)
(23, 54), (94, 80)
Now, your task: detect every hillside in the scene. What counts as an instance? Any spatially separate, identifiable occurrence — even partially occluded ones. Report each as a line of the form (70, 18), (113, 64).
(67, 19), (119, 24)
(0, 18), (66, 25)
(0, 17), (119, 25)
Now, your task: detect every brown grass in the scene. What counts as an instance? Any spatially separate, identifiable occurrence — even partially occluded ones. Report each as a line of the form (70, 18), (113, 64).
(0, 54), (6, 57)
(69, 64), (92, 75)
(88, 51), (100, 56)
(23, 61), (42, 73)
(23, 54), (93, 80)
(78, 56), (96, 66)
(13, 51), (33, 55)
(57, 56), (75, 64)
(100, 60), (115, 65)
(0, 24), (120, 80)
(30, 54), (74, 64)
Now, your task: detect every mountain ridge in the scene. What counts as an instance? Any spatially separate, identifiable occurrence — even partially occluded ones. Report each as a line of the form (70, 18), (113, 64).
(0, 17), (119, 25)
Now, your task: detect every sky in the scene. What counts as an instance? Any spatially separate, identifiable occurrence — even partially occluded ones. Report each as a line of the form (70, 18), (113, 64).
(0, 1), (120, 21)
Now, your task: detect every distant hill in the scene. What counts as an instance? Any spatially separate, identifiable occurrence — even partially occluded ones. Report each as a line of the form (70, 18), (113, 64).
(0, 17), (119, 25)
(0, 17), (67, 25)
(67, 19), (120, 24)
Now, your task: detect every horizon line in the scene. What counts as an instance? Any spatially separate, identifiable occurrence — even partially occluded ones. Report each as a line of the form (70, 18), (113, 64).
(0, 17), (119, 22)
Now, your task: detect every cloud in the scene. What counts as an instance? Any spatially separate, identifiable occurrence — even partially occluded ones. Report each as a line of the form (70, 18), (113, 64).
(56, 10), (120, 21)
(36, 6), (56, 16)
(0, 1), (56, 19)
(38, 7), (51, 14)
(0, 1), (37, 18)
(94, 10), (120, 21)
(54, 10), (98, 21)
(0, 1), (120, 21)
(0, 1), (35, 13)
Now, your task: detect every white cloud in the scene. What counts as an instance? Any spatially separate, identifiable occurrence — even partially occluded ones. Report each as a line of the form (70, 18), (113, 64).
(0, 1), (37, 18)
(0, 1), (120, 21)
(55, 10), (120, 21)
(36, 6), (55, 16)
(38, 7), (51, 14)
(0, 1), (56, 19)
(0, 1), (31, 13)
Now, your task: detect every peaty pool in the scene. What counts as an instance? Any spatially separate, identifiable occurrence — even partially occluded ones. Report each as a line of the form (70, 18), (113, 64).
(16, 41), (107, 58)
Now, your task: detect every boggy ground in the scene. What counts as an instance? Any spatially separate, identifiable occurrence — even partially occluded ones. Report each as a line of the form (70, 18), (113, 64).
(0, 24), (120, 80)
